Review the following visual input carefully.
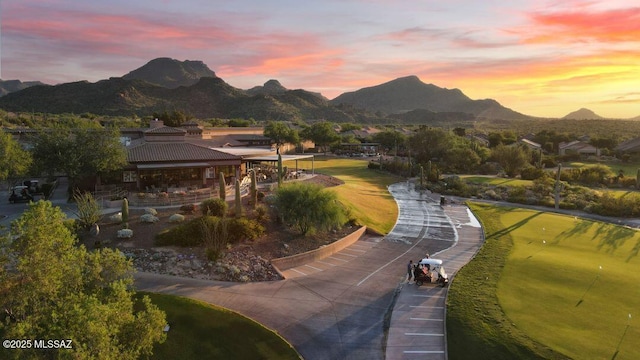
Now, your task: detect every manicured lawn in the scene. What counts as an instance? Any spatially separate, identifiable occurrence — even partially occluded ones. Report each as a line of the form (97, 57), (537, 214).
(566, 160), (640, 178)
(461, 175), (532, 187)
(285, 156), (400, 234)
(448, 203), (640, 360)
(142, 293), (300, 360)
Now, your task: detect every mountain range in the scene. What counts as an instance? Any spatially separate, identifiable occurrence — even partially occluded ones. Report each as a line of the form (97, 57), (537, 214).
(122, 57), (217, 89)
(330, 75), (528, 120)
(0, 57), (630, 122)
(0, 79), (46, 97)
(562, 108), (605, 120)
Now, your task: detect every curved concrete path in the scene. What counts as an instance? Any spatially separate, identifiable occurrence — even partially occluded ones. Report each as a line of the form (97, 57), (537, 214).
(135, 181), (484, 359)
(384, 184), (484, 360)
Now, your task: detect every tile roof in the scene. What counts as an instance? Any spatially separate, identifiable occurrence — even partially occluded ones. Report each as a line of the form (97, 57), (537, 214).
(127, 142), (241, 163)
(144, 126), (187, 134)
(616, 137), (640, 152)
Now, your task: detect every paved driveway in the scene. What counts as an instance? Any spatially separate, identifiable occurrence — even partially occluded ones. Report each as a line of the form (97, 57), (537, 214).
(135, 182), (484, 359)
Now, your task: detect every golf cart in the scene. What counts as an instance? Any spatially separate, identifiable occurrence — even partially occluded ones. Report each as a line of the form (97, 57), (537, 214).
(415, 258), (449, 287)
(9, 185), (34, 203)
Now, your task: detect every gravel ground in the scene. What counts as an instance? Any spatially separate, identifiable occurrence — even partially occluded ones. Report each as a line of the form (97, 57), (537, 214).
(84, 174), (353, 282)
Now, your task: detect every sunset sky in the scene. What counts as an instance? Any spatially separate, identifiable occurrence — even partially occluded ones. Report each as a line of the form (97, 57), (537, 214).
(1, 0), (639, 119)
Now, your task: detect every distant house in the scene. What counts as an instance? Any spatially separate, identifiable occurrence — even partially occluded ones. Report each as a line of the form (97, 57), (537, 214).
(558, 140), (600, 156)
(519, 138), (542, 151)
(341, 126), (382, 140)
(467, 133), (490, 147)
(615, 137), (640, 154)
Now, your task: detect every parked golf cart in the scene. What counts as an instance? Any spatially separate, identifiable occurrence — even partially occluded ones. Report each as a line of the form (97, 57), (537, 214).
(415, 258), (449, 287)
(9, 185), (34, 203)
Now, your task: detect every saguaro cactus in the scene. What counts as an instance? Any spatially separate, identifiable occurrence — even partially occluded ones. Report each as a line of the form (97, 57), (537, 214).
(121, 197), (129, 229)
(537, 149), (544, 169)
(218, 172), (226, 200)
(277, 154), (283, 187)
(235, 179), (242, 218)
(554, 164), (563, 209)
(426, 160), (432, 182)
(419, 165), (424, 188)
(250, 170), (257, 208)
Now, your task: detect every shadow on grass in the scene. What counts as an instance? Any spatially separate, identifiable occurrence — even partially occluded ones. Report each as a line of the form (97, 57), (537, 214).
(593, 225), (635, 254)
(556, 219), (639, 261)
(554, 220), (596, 244)
(486, 212), (543, 241)
(627, 239), (640, 262)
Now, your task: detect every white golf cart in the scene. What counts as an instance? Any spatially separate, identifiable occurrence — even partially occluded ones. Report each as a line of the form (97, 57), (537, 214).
(415, 258), (449, 287)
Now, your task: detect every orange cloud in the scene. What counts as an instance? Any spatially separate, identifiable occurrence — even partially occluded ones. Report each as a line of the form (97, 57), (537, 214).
(523, 7), (640, 43)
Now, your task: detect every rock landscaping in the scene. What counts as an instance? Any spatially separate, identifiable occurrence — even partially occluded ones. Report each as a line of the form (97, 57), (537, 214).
(85, 174), (350, 283)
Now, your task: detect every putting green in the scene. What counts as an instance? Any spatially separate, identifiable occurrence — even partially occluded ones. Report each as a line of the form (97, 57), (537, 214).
(477, 204), (640, 359)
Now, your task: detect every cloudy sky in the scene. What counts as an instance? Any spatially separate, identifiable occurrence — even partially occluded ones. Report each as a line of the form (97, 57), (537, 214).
(1, 0), (639, 118)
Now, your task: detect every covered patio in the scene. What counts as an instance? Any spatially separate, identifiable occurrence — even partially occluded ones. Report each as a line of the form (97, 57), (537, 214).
(244, 154), (315, 182)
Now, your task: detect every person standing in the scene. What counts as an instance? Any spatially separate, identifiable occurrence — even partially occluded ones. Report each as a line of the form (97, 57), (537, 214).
(407, 260), (414, 283)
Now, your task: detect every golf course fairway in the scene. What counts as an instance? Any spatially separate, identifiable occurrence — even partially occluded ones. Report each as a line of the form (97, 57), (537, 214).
(449, 202), (640, 360)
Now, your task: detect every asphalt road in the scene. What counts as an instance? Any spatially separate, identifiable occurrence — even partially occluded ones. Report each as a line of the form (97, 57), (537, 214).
(135, 181), (484, 359)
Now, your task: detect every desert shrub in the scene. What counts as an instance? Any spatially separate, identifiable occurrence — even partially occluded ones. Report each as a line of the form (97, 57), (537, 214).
(520, 166), (545, 180)
(368, 161), (381, 170)
(561, 165), (613, 186)
(254, 204), (269, 223)
(179, 204), (197, 214)
(140, 214), (159, 223)
(227, 218), (265, 243)
(257, 191), (265, 202)
(619, 177), (637, 188)
(117, 229), (133, 238)
(589, 192), (640, 217)
(144, 207), (157, 216)
(438, 176), (479, 198)
(72, 190), (101, 229)
(201, 217), (229, 261)
(531, 176), (554, 196)
(169, 214), (185, 223)
(155, 216), (264, 247)
(205, 247), (222, 262)
(274, 182), (346, 235)
(478, 162), (500, 175)
(156, 217), (206, 246)
(263, 194), (277, 204)
(109, 212), (123, 223)
(63, 218), (79, 234)
(507, 186), (527, 203)
(482, 189), (500, 200)
(201, 198), (227, 217)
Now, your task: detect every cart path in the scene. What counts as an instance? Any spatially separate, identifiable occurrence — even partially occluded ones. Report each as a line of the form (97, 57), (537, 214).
(385, 192), (484, 360)
(135, 182), (484, 360)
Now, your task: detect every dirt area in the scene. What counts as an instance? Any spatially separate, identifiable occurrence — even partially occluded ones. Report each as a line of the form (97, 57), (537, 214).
(82, 175), (355, 282)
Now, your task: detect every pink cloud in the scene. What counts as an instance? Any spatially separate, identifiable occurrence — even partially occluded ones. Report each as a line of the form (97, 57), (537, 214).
(522, 7), (640, 43)
(2, 3), (343, 85)
(3, 9), (248, 56)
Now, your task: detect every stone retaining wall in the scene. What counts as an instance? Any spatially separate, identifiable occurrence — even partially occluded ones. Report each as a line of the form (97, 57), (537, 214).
(270, 226), (367, 274)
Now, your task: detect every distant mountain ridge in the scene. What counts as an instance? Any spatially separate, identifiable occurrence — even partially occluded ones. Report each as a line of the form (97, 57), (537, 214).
(330, 75), (529, 119)
(0, 74), (365, 122)
(247, 79), (287, 95)
(122, 57), (217, 89)
(0, 58), (528, 122)
(0, 79), (46, 96)
(562, 108), (605, 120)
